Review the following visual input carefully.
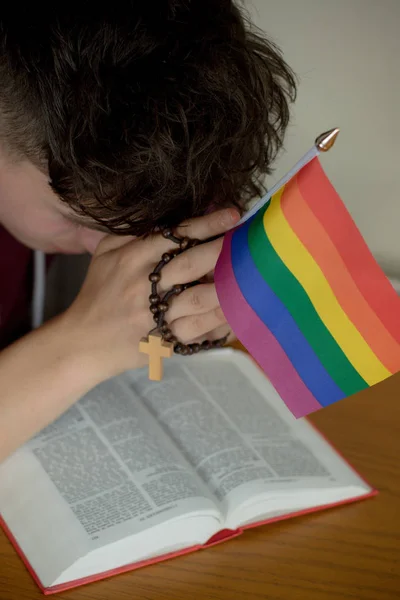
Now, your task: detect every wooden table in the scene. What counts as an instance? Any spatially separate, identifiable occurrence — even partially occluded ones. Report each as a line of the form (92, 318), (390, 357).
(1, 371), (399, 600)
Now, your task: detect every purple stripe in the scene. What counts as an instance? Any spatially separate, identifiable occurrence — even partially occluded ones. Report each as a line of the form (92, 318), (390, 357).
(215, 231), (322, 418)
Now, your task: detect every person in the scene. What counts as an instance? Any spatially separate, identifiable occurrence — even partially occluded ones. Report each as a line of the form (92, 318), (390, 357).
(0, 1), (296, 462)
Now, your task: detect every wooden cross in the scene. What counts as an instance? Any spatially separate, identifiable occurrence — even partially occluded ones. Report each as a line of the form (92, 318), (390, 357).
(139, 334), (174, 381)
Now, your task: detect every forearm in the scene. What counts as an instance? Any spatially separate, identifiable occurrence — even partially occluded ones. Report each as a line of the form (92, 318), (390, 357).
(0, 210), (237, 463)
(0, 315), (102, 463)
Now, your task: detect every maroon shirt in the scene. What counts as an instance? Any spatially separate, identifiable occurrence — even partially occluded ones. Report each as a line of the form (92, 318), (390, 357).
(0, 225), (32, 350)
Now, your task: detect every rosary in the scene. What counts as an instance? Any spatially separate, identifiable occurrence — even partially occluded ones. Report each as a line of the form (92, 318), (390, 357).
(139, 229), (228, 381)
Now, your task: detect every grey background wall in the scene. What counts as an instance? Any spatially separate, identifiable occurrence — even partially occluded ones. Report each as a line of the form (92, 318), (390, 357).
(246, 0), (400, 279)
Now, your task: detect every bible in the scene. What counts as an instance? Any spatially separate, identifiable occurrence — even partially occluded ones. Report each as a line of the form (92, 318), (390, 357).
(0, 349), (375, 594)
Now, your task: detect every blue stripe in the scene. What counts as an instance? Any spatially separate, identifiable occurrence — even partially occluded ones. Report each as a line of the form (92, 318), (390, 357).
(230, 220), (345, 406)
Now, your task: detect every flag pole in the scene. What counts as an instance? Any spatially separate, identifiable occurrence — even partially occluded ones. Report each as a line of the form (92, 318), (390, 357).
(235, 127), (340, 228)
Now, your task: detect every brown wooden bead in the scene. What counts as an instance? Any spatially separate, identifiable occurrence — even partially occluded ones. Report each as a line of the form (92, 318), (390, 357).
(173, 284), (184, 294)
(179, 237), (190, 251)
(146, 231), (224, 364)
(163, 332), (176, 342)
(162, 229), (181, 245)
(175, 343), (189, 355)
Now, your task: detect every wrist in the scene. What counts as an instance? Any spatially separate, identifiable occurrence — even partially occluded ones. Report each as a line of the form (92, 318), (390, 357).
(0, 316), (112, 461)
(53, 310), (129, 386)
(40, 313), (112, 391)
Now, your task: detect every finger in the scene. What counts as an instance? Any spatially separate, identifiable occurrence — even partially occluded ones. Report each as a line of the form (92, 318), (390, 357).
(175, 208), (240, 241)
(170, 306), (227, 343)
(167, 283), (218, 322)
(101, 208), (239, 265)
(161, 238), (223, 289)
(191, 324), (232, 344)
(141, 208), (240, 259)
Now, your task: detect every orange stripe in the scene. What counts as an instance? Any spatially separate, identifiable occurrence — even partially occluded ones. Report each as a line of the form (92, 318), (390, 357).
(281, 176), (400, 374)
(298, 158), (400, 344)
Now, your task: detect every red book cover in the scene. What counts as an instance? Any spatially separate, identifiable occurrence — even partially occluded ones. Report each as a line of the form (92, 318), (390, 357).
(0, 426), (377, 596)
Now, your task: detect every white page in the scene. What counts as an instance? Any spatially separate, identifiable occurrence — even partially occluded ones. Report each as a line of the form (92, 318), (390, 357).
(128, 350), (370, 520)
(0, 377), (220, 587)
(0, 349), (371, 586)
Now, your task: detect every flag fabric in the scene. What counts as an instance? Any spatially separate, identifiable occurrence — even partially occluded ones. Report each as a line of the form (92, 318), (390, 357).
(214, 157), (400, 417)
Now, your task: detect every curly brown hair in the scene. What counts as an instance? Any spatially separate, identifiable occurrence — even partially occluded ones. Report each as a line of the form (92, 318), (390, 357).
(0, 1), (296, 235)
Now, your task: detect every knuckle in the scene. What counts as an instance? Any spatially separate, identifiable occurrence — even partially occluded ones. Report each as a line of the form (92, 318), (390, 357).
(179, 252), (193, 274)
(215, 306), (226, 322)
(210, 210), (230, 232)
(190, 314), (204, 335)
(189, 290), (203, 310)
(210, 212), (224, 231)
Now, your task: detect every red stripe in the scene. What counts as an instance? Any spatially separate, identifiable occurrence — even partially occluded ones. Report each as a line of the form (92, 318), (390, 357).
(281, 176), (400, 373)
(297, 158), (400, 345)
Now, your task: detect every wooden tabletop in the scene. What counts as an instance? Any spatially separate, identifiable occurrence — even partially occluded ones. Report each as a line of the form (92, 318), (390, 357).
(1, 370), (400, 600)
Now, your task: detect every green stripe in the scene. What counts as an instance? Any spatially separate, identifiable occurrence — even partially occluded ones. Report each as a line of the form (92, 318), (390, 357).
(248, 210), (368, 396)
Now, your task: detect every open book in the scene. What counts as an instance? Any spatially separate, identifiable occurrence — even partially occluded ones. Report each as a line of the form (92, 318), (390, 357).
(0, 349), (375, 594)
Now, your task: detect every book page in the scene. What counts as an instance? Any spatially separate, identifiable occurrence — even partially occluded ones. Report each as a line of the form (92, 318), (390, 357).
(128, 351), (370, 522)
(0, 377), (220, 585)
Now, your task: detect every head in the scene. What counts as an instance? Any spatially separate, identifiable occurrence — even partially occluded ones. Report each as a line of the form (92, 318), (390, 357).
(0, 0), (296, 254)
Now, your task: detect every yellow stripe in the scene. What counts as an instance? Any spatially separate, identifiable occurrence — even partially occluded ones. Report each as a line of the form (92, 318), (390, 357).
(264, 187), (391, 385)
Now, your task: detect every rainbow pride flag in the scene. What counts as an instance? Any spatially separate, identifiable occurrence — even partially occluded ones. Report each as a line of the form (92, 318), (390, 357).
(215, 158), (400, 417)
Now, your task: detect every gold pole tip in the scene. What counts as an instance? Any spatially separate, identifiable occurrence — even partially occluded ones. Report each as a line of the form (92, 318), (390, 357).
(315, 127), (340, 152)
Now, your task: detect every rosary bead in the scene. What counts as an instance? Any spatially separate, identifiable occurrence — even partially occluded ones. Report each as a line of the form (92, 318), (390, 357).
(162, 252), (172, 263)
(145, 231), (228, 367)
(201, 340), (211, 350)
(179, 237), (190, 251)
(173, 284), (184, 294)
(164, 331), (176, 342)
